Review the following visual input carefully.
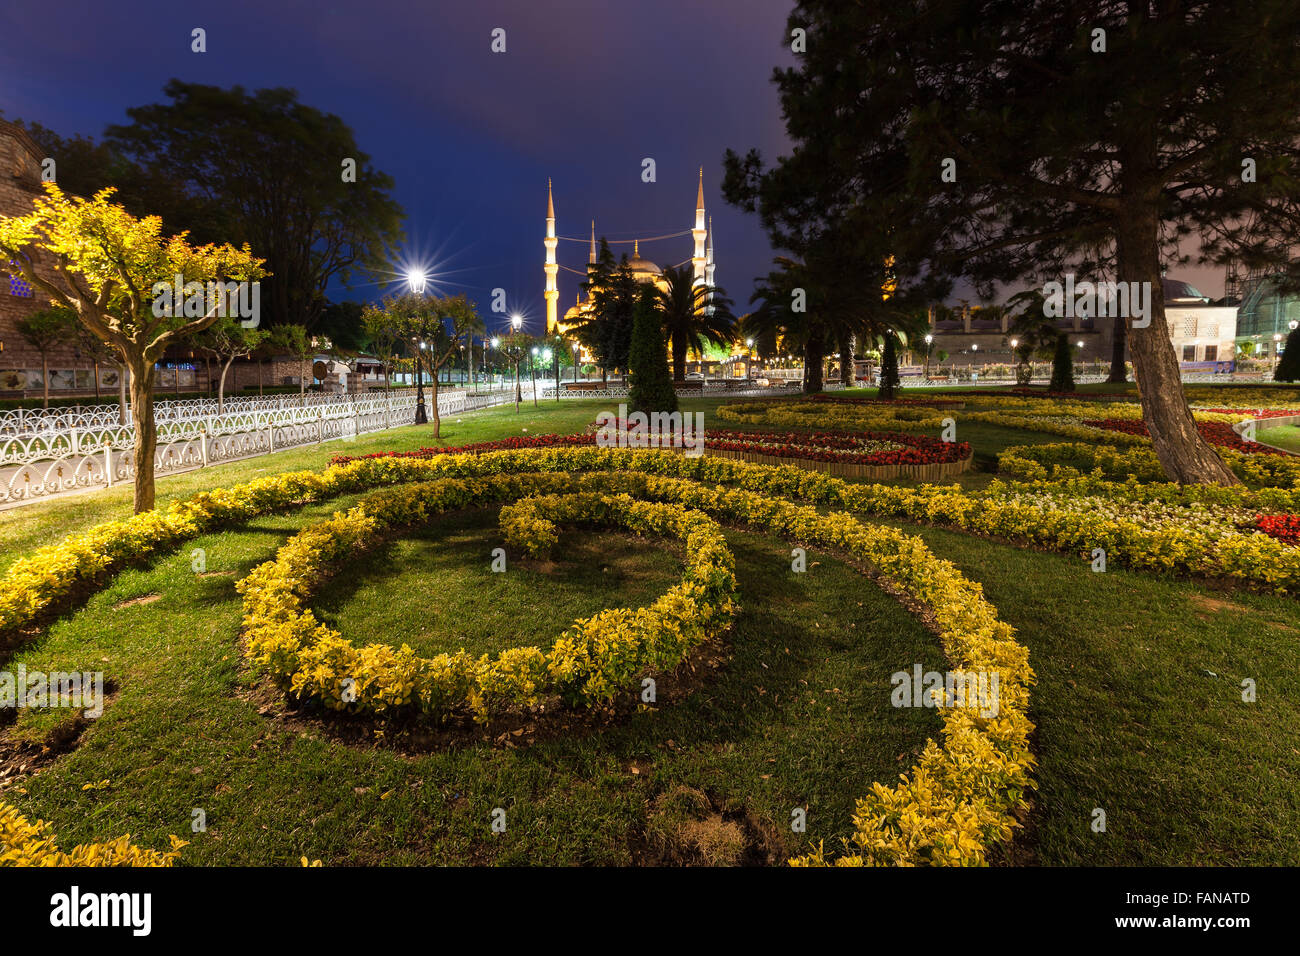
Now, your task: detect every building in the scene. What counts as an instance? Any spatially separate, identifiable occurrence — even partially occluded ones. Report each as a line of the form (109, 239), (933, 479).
(0, 117), (95, 394)
(921, 277), (1237, 372)
(546, 170), (717, 338)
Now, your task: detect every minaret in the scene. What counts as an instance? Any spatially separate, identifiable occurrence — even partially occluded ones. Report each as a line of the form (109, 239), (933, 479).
(692, 167), (707, 287)
(544, 179), (559, 335)
(589, 220), (597, 265)
(705, 215), (716, 315)
(705, 215), (716, 288)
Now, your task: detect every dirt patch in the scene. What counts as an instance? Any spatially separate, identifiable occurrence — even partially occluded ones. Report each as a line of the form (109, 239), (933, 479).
(0, 685), (118, 793)
(635, 785), (780, 866)
(1189, 593), (1248, 617)
(113, 593), (161, 610)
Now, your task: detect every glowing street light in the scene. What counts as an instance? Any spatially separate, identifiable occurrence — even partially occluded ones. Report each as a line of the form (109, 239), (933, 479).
(405, 269), (427, 295)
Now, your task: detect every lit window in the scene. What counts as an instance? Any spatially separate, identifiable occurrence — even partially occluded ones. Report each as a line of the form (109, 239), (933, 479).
(7, 262), (33, 298)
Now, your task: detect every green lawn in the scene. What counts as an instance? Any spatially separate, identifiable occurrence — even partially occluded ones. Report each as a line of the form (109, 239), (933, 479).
(2, 391), (1298, 865)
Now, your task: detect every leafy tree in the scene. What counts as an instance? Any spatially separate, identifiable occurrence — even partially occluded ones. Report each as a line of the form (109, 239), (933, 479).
(1275, 326), (1300, 382)
(571, 239), (638, 382)
(496, 331), (535, 412)
(655, 264), (736, 381)
(361, 303), (401, 391)
(317, 300), (368, 352)
(393, 293), (483, 438)
(760, 1), (1300, 483)
(15, 307), (74, 408)
(628, 286), (678, 416)
(106, 81), (404, 330)
(268, 324), (315, 398)
(197, 317), (267, 411)
(0, 183), (265, 511)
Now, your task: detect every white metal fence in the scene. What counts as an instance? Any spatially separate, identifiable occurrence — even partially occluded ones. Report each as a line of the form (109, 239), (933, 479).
(0, 388), (515, 507)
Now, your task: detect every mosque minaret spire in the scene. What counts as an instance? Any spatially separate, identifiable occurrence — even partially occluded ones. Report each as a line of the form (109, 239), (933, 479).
(692, 167), (707, 287)
(544, 179), (559, 335)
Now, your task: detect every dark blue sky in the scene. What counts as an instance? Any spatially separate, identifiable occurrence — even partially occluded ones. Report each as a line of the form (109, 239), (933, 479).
(1, 0), (797, 336)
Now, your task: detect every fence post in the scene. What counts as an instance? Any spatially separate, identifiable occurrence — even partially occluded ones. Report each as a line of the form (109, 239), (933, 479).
(104, 444), (112, 488)
(317, 408), (325, 444)
(200, 428), (209, 468)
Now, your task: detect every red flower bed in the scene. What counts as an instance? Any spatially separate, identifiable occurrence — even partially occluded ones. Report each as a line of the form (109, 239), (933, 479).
(1082, 418), (1284, 454)
(810, 394), (964, 408)
(331, 433), (593, 464)
(1255, 514), (1300, 544)
(331, 425), (971, 467)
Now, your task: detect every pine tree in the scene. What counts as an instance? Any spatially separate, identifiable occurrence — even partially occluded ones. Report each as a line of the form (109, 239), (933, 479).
(1275, 327), (1300, 382)
(627, 287), (677, 417)
(1049, 334), (1076, 392)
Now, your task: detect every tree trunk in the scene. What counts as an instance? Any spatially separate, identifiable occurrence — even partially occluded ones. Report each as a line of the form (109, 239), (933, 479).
(803, 336), (825, 393)
(430, 371), (441, 439)
(1116, 210), (1236, 484)
(118, 363), (129, 425)
(1107, 314), (1127, 383)
(671, 334), (688, 382)
(219, 357), (234, 412)
(41, 354), (49, 408)
(840, 338), (853, 387)
(93, 359), (101, 401)
(127, 359), (158, 513)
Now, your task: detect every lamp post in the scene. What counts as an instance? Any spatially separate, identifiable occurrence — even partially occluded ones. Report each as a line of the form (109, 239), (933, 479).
(490, 337), (499, 391)
(746, 337), (754, 379)
(573, 343), (581, 384)
(1275, 333), (1283, 372)
(924, 333), (933, 379)
(510, 314), (523, 410)
(407, 270), (429, 424)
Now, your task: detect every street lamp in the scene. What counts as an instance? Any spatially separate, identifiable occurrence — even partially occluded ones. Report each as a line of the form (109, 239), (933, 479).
(1275, 332), (1283, 371)
(530, 346), (540, 408)
(406, 270), (429, 424)
(572, 342), (581, 384)
(923, 333), (934, 379)
(746, 337), (755, 378)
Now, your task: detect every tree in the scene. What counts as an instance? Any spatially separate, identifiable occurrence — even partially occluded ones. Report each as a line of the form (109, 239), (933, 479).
(0, 183), (265, 511)
(69, 316), (125, 414)
(1275, 326), (1300, 382)
(1050, 333), (1076, 393)
(761, 1), (1300, 483)
(15, 307), (74, 408)
(877, 330), (900, 400)
(571, 239), (638, 382)
(361, 303), (401, 391)
(628, 286), (678, 417)
(654, 264), (736, 381)
(106, 81), (403, 330)
(268, 324), (315, 398)
(496, 331), (534, 413)
(197, 317), (267, 411)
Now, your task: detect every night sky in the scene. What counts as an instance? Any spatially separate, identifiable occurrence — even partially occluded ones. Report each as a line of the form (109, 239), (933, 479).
(1, 0), (796, 336)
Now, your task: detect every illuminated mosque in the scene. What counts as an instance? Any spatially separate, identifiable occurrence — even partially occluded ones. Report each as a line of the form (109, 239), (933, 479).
(543, 168), (716, 338)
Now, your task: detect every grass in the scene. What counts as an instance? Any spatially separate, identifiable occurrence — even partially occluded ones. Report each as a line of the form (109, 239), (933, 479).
(2, 388), (1299, 865)
(1258, 423), (1300, 455)
(3, 506), (944, 865)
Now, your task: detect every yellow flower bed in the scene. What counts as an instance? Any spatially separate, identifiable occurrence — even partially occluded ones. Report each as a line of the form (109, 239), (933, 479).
(0, 801), (186, 866)
(5, 446), (1035, 866)
(238, 475), (738, 722)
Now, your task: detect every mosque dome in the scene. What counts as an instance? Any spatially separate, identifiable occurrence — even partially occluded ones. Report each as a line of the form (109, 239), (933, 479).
(625, 240), (662, 278)
(1162, 277), (1210, 304)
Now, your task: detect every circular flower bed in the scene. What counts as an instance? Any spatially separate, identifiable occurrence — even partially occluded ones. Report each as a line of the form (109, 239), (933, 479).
(238, 475), (738, 723)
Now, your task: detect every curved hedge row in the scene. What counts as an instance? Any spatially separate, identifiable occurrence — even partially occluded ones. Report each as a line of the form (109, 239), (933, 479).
(238, 478), (738, 722)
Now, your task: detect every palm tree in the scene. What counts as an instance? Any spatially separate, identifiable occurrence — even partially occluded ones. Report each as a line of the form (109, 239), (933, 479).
(655, 265), (736, 381)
